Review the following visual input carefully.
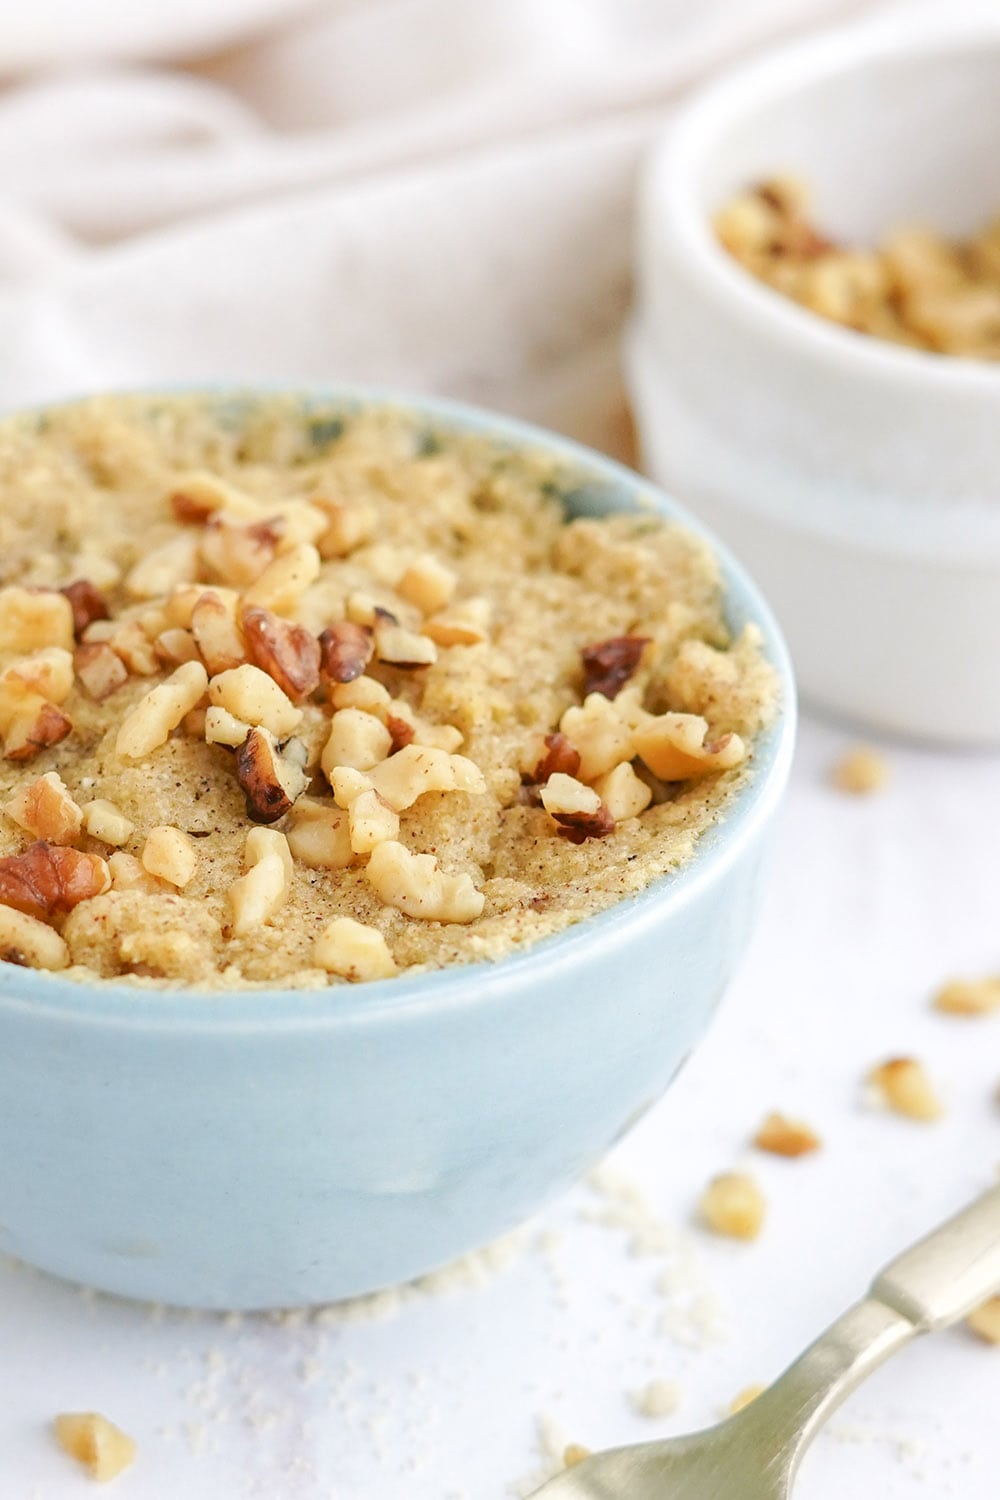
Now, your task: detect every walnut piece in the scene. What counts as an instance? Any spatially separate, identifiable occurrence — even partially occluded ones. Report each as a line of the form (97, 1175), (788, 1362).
(523, 731), (581, 784)
(424, 597), (491, 646)
(397, 554), (456, 615)
(581, 635), (650, 699)
(868, 1057), (943, 1121)
(312, 497), (372, 558)
(228, 827), (291, 936)
(540, 772), (615, 843)
(74, 642), (129, 701)
(700, 1172), (766, 1241)
(153, 627), (200, 667)
(373, 617), (438, 668)
(933, 977), (1000, 1016)
(116, 661), (209, 760)
(53, 1411), (136, 1482)
(967, 1296), (1000, 1344)
(831, 746), (890, 795)
(207, 664), (301, 738)
(753, 1112), (821, 1158)
(3, 697), (73, 761)
(633, 712), (745, 781)
(286, 799), (353, 870)
(0, 586), (74, 655)
(592, 762), (652, 821)
(141, 826), (198, 888)
(0, 841), (110, 920)
(365, 840), (484, 923)
(563, 1445), (592, 1470)
(560, 694), (635, 782)
(360, 744), (486, 812)
(81, 799), (134, 847)
(242, 541), (321, 612)
(201, 514), (283, 587)
(2, 646), (75, 705)
(190, 590), (246, 676)
(0, 903), (69, 969)
(317, 621), (374, 686)
(235, 727), (309, 822)
(204, 705), (252, 747)
(321, 708), (392, 777)
(124, 534), (199, 599)
(313, 915), (398, 981)
(347, 788), (400, 853)
(241, 605), (320, 701)
(60, 579), (110, 640)
(3, 771), (83, 845)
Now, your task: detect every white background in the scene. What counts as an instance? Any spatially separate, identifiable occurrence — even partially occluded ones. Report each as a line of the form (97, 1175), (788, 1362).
(2, 710), (997, 1498)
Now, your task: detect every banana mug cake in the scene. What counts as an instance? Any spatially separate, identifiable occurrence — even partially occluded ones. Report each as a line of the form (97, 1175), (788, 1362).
(0, 396), (777, 989)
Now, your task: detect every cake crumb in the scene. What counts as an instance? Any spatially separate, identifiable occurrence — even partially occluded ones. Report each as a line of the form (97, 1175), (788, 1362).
(729, 1383), (766, 1414)
(967, 1296), (1000, 1344)
(631, 1378), (682, 1418)
(831, 746), (889, 795)
(867, 1057), (943, 1121)
(933, 976), (1000, 1016)
(563, 1443), (591, 1468)
(53, 1411), (136, 1481)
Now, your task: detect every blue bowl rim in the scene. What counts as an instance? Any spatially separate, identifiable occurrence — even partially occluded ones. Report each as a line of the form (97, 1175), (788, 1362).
(0, 384), (797, 1032)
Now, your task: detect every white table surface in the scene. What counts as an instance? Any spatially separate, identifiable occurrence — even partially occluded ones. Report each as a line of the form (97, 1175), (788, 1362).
(2, 711), (997, 1499)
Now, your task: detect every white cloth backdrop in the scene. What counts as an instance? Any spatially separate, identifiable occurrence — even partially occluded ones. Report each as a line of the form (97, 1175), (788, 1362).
(0, 0), (909, 457)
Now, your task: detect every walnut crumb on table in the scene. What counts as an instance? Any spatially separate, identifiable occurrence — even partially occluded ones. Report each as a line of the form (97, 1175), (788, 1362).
(562, 1444), (591, 1469)
(933, 977), (1000, 1016)
(753, 1111), (821, 1157)
(867, 1057), (943, 1122)
(967, 1296), (1000, 1344)
(830, 746), (890, 795)
(729, 1384), (766, 1415)
(699, 1172), (766, 1241)
(53, 1411), (136, 1481)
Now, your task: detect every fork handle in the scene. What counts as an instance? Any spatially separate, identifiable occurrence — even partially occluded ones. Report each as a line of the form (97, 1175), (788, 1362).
(870, 1183), (1000, 1331)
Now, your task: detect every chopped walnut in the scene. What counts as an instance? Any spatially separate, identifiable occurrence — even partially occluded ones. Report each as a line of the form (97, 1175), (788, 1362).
(242, 542), (321, 612)
(81, 799), (134, 847)
(330, 674), (390, 714)
(753, 1112), (821, 1158)
(933, 977), (1000, 1016)
(141, 826), (198, 888)
(208, 664), (301, 739)
(242, 606), (320, 700)
(318, 621), (374, 686)
(397, 555), (457, 615)
(700, 1172), (766, 1240)
(424, 597), (491, 646)
(633, 712), (745, 781)
(190, 590), (246, 676)
(967, 1296), (1000, 1344)
(235, 727), (309, 823)
(831, 746), (890, 795)
(868, 1057), (943, 1121)
(53, 1411), (136, 1482)
(0, 903), (69, 969)
(152, 627), (198, 668)
(0, 841), (110, 920)
(74, 642), (129, 701)
(560, 694), (635, 782)
(581, 635), (651, 699)
(2, 646), (75, 705)
(347, 788), (400, 853)
(592, 762), (652, 821)
(124, 534), (200, 599)
(60, 579), (110, 640)
(204, 705), (252, 748)
(373, 617), (438, 668)
(386, 714), (416, 751)
(363, 744), (486, 812)
(228, 827), (291, 936)
(169, 469), (262, 524)
(522, 731), (581, 785)
(116, 661), (208, 760)
(540, 772), (615, 842)
(0, 585), (75, 655)
(311, 497), (372, 558)
(314, 915), (398, 981)
(563, 1445), (591, 1470)
(365, 840), (485, 923)
(4, 771), (83, 845)
(321, 708), (392, 778)
(107, 850), (163, 893)
(3, 697), (73, 761)
(286, 799), (353, 869)
(201, 514), (283, 587)
(104, 618), (159, 677)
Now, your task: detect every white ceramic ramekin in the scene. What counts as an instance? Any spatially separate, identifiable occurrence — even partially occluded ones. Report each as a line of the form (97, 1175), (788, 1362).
(627, 20), (1000, 743)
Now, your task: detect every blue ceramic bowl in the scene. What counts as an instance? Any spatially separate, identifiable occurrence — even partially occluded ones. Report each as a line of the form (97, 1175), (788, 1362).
(0, 388), (795, 1309)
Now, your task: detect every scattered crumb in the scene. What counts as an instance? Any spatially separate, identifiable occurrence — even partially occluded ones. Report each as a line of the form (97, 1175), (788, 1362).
(630, 1378), (682, 1418)
(53, 1411), (136, 1482)
(752, 1111), (821, 1157)
(699, 1172), (766, 1241)
(831, 746), (890, 795)
(867, 1057), (943, 1121)
(967, 1296), (1000, 1344)
(933, 977), (1000, 1016)
(563, 1443), (591, 1468)
(729, 1383), (766, 1414)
